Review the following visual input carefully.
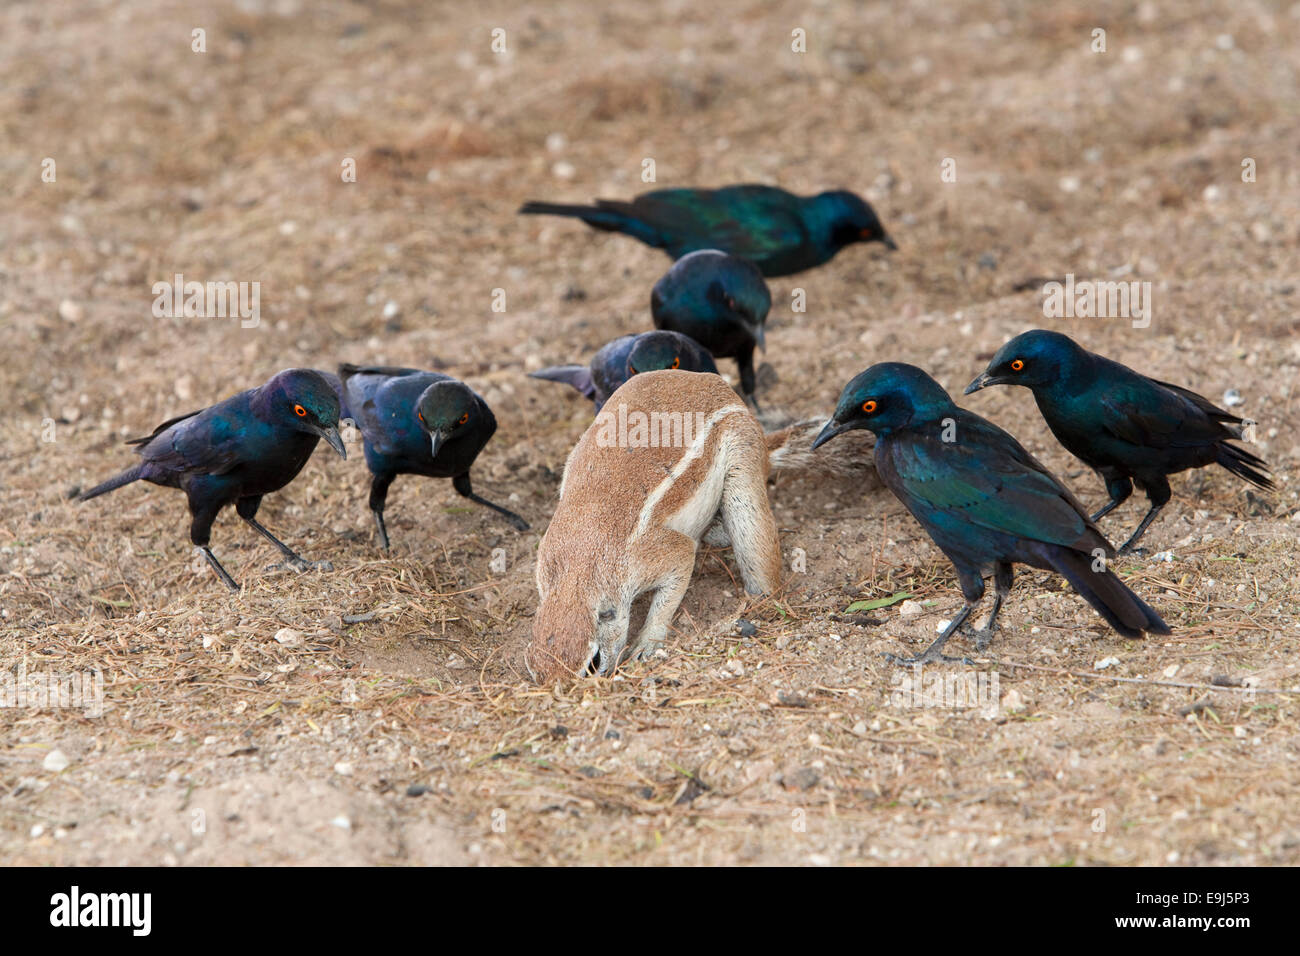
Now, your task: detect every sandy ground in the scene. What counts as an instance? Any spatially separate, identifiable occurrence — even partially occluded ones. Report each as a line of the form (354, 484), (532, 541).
(1, 0), (1298, 865)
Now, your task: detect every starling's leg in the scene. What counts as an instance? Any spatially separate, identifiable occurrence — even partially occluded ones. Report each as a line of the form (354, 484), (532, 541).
(885, 604), (977, 667)
(188, 501), (239, 592)
(236, 497), (332, 573)
(1119, 505), (1165, 555)
(1090, 475), (1133, 523)
(1119, 479), (1170, 555)
(887, 565), (985, 666)
(964, 561), (1013, 652)
(197, 547), (240, 592)
(736, 349), (760, 412)
(452, 473), (529, 531)
(368, 472), (396, 550)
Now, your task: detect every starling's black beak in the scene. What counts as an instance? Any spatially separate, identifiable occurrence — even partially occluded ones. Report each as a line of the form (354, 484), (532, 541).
(429, 431), (445, 459)
(321, 425), (346, 459)
(880, 233), (898, 251)
(963, 371), (998, 395)
(812, 418), (852, 450)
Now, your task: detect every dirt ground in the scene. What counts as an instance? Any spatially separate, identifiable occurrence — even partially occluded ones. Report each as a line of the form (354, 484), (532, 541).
(2, 0), (1298, 866)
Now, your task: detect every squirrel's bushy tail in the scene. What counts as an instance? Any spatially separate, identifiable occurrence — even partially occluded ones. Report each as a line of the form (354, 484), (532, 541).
(765, 419), (873, 476)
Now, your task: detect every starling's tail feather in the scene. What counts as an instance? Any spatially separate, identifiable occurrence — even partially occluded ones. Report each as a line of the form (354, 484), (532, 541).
(76, 465), (145, 501)
(1044, 545), (1170, 638)
(519, 200), (664, 247)
(519, 200), (615, 226)
(1216, 441), (1273, 491)
(530, 364), (596, 400)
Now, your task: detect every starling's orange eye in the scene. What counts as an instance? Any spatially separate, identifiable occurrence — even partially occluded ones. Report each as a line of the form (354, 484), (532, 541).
(294, 404), (307, 417)
(458, 412), (469, 425)
(671, 356), (680, 369)
(1011, 359), (1024, 371)
(418, 411), (425, 423)
(862, 399), (877, 414)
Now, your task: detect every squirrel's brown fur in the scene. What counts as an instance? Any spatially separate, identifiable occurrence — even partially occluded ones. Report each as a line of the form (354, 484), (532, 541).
(526, 370), (784, 681)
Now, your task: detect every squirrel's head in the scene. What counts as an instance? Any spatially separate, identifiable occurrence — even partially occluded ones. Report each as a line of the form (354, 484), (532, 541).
(526, 577), (629, 682)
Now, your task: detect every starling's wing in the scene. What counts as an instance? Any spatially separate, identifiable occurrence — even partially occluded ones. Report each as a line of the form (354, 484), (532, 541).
(125, 409), (202, 445)
(1097, 376), (1237, 449)
(133, 404), (246, 477)
(889, 412), (1107, 553)
(1149, 378), (1246, 426)
(338, 363), (427, 379)
(344, 370), (444, 458)
(618, 186), (808, 261)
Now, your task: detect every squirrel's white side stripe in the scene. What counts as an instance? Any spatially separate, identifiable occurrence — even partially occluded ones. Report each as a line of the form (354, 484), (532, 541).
(633, 403), (750, 540)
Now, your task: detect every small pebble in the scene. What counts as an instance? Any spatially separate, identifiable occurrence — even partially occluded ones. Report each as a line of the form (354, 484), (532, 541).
(781, 767), (820, 791)
(43, 749), (70, 772)
(273, 627), (302, 646)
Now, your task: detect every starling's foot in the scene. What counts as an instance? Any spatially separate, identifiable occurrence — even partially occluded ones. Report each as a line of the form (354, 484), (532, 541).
(1118, 544), (1148, 558)
(505, 513), (530, 532)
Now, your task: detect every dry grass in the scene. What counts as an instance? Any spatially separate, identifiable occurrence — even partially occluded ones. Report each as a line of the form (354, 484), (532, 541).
(1, 0), (1298, 865)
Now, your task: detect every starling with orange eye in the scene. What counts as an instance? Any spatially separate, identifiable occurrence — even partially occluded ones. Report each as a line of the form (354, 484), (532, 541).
(965, 330), (1272, 553)
(813, 362), (1169, 664)
(74, 368), (346, 591)
(530, 330), (717, 413)
(651, 250), (772, 409)
(336, 364), (528, 548)
(520, 184), (894, 277)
